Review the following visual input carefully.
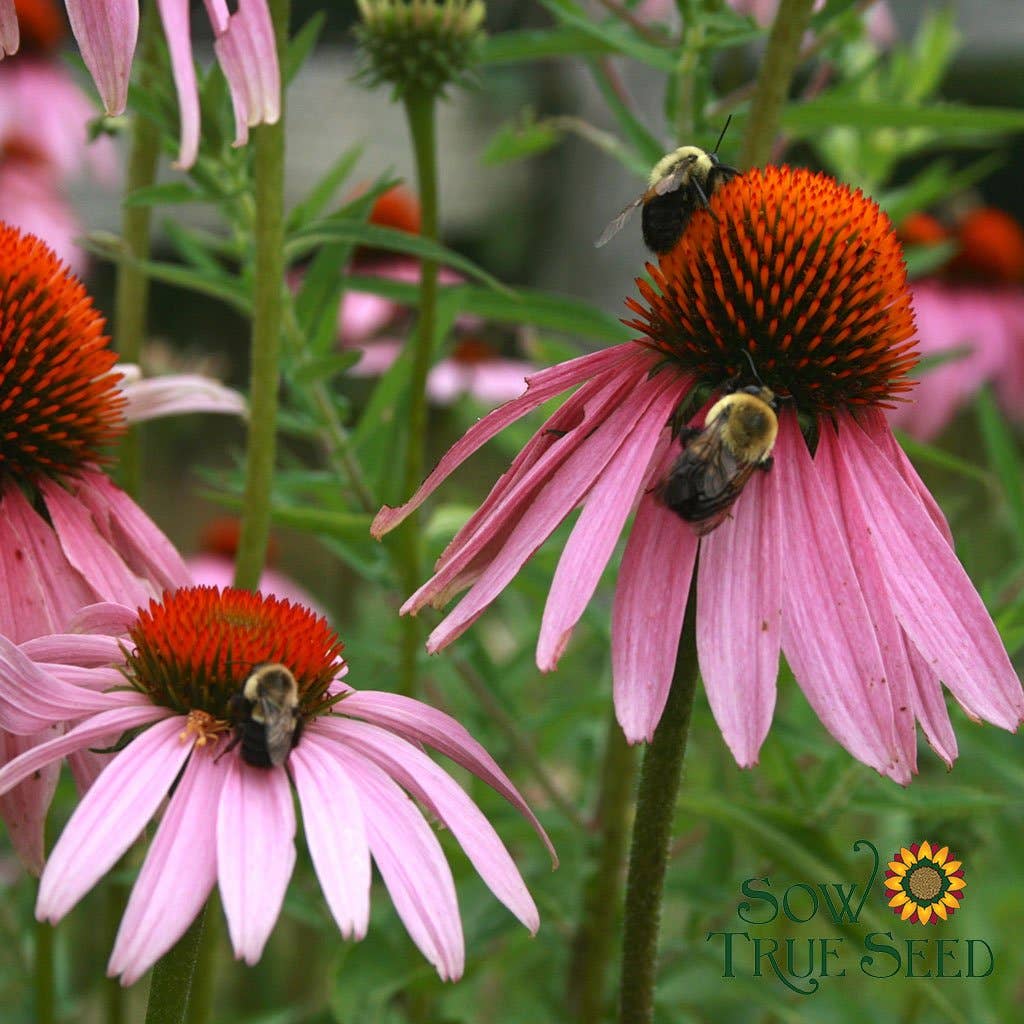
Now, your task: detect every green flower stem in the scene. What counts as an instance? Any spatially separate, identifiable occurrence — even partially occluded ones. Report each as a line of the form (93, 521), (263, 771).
(114, 0), (162, 498)
(738, 0), (817, 168)
(34, 918), (55, 1024)
(234, 0), (290, 590)
(568, 711), (638, 1022)
(143, 908), (208, 1024)
(396, 90), (440, 698)
(618, 585), (700, 1024)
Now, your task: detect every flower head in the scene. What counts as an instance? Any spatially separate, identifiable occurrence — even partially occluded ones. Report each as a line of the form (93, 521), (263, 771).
(374, 166), (1023, 783)
(884, 841), (966, 924)
(0, 586), (551, 983)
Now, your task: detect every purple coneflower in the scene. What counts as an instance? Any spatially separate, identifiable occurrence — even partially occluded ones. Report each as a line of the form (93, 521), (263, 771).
(0, 586), (551, 983)
(374, 166), (1024, 783)
(0, 221), (244, 868)
(0, 0), (280, 169)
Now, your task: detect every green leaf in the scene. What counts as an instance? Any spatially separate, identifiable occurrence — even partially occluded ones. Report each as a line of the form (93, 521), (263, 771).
(976, 386), (1024, 553)
(483, 117), (561, 166)
(285, 12), (325, 84)
(285, 145), (366, 231)
(290, 350), (363, 387)
(585, 57), (665, 167)
(894, 431), (997, 491)
(287, 222), (513, 295)
(780, 99), (1024, 133)
(878, 153), (1005, 227)
(123, 182), (203, 208)
(901, 240), (956, 278)
(480, 27), (615, 64)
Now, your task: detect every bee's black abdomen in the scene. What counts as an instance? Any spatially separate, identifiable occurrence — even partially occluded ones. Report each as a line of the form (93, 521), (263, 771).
(237, 719), (274, 768)
(641, 191), (696, 254)
(660, 455), (710, 521)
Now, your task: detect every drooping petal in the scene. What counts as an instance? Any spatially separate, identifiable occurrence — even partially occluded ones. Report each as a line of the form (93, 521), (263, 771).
(216, 757), (296, 965)
(773, 415), (904, 780)
(37, 717), (193, 922)
(0, 0), (18, 57)
(109, 748), (225, 985)
(0, 483), (95, 643)
(338, 690), (555, 863)
(333, 748), (464, 981)
(156, 0), (200, 168)
(611, 443), (698, 744)
(904, 636), (958, 767)
(319, 718), (539, 932)
(20, 633), (124, 667)
(289, 733), (371, 941)
(537, 374), (688, 670)
(122, 374), (247, 423)
(371, 343), (639, 538)
(696, 463), (782, 767)
(0, 704), (172, 798)
(0, 728), (61, 874)
(65, 0), (138, 115)
(66, 601), (140, 636)
(427, 365), (678, 652)
(836, 417), (1024, 728)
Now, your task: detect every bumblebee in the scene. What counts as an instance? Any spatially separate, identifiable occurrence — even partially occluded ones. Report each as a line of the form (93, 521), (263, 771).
(227, 663), (302, 768)
(596, 123), (738, 253)
(660, 385), (779, 536)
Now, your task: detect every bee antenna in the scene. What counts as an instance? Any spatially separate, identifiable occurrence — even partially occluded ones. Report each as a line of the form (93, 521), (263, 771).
(712, 115), (733, 156)
(739, 348), (764, 386)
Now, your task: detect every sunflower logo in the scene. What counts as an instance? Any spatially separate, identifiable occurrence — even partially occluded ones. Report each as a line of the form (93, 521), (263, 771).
(884, 842), (966, 924)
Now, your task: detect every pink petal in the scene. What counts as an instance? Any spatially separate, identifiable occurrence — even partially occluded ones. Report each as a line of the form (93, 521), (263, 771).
(0, 728), (61, 874)
(66, 601), (140, 636)
(0, 482), (95, 643)
(696, 464), (782, 767)
(773, 415), (904, 780)
(68, 747), (111, 795)
(427, 364), (679, 652)
(836, 418), (1024, 728)
(20, 634), (124, 667)
(318, 718), (538, 932)
(904, 636), (957, 767)
(611, 442), (699, 743)
(65, 0), (138, 115)
(0, 634), (137, 734)
(0, 704), (172, 799)
(0, 161), (84, 273)
(0, 0), (18, 56)
(538, 374), (686, 669)
(332, 747), (464, 980)
(216, 757), (296, 964)
(338, 690), (555, 864)
(37, 716), (193, 921)
(289, 733), (370, 940)
(371, 343), (641, 538)
(109, 748), (225, 985)
(339, 289), (400, 344)
(461, 360), (541, 406)
(123, 374), (247, 423)
(156, 0), (200, 168)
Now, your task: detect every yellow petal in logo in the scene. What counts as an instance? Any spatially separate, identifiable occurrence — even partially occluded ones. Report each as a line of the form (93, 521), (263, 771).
(884, 841), (966, 925)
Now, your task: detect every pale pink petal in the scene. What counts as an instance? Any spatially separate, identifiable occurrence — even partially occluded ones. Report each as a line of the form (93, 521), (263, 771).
(66, 602), (139, 637)
(0, 635), (135, 734)
(427, 365), (678, 651)
(20, 634), (123, 667)
(216, 757), (296, 964)
(318, 718), (538, 932)
(774, 415), (904, 779)
(816, 423), (917, 776)
(696, 464), (782, 767)
(348, 339), (403, 376)
(339, 290), (401, 344)
(0, 162), (84, 274)
(156, 0), (200, 168)
(338, 690), (555, 863)
(423, 361), (466, 405)
(185, 554), (326, 617)
(68, 747), (111, 795)
(611, 442), (699, 743)
(904, 636), (958, 767)
(0, 703), (172, 798)
(371, 343), (641, 538)
(39, 476), (152, 610)
(37, 717), (193, 921)
(332, 747), (464, 980)
(72, 470), (192, 593)
(42, 665), (126, 691)
(0, 482), (96, 643)
(123, 374), (247, 423)
(0, 0), (17, 57)
(836, 417), (1024, 728)
(0, 728), (61, 874)
(538, 375), (686, 669)
(462, 360), (540, 406)
(109, 748), (225, 985)
(289, 733), (370, 940)
(65, 0), (138, 115)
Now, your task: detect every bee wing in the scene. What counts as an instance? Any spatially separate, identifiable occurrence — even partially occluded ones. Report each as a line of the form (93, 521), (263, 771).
(595, 195), (644, 248)
(652, 156), (697, 196)
(258, 697), (297, 767)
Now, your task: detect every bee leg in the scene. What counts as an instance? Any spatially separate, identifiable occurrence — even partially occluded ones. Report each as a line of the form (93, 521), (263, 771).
(758, 456), (774, 472)
(692, 178), (720, 223)
(214, 731), (242, 765)
(544, 428), (569, 438)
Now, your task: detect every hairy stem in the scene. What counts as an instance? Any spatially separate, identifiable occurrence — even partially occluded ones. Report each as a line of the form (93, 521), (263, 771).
(143, 910), (208, 1024)
(234, 0), (290, 590)
(34, 918), (55, 1024)
(738, 0), (817, 168)
(618, 586), (700, 1024)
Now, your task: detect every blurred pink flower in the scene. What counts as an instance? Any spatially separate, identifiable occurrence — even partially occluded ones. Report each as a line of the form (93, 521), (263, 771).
(730, 0), (896, 47)
(0, 586), (552, 983)
(0, 161), (82, 271)
(889, 209), (1024, 440)
(374, 167), (1024, 784)
(0, 223), (244, 869)
(0, 0), (280, 169)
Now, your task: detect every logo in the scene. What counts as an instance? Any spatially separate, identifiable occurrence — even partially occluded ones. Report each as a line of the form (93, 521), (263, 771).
(884, 841), (966, 924)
